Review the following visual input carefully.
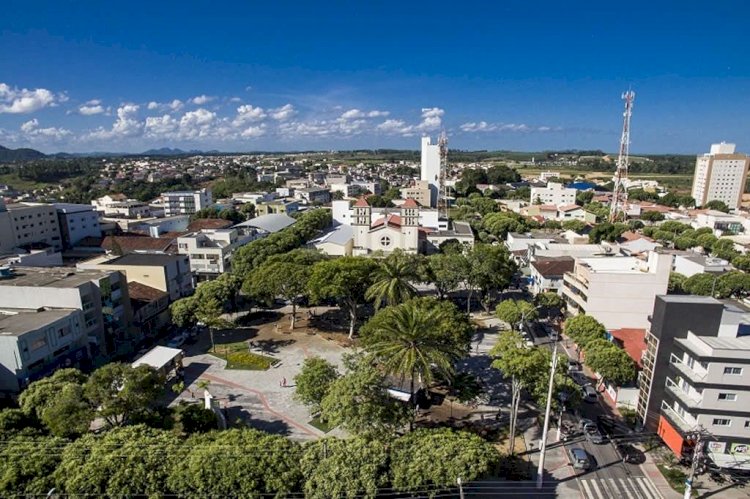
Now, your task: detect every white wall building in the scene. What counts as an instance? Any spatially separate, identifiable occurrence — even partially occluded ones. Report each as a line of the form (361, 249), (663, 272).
(0, 201), (62, 251)
(54, 203), (101, 248)
(691, 142), (750, 211)
(562, 251), (671, 329)
(162, 188), (212, 216)
(530, 182), (577, 207)
(421, 136), (441, 208)
(177, 229), (239, 278)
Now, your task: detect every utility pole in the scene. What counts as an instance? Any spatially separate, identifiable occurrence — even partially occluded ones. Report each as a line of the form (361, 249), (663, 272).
(684, 427), (706, 499)
(537, 340), (559, 489)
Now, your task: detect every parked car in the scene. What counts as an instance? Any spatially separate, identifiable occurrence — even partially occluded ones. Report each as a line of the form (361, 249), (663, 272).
(570, 371), (588, 386)
(616, 443), (644, 464)
(568, 447), (592, 470)
(583, 423), (606, 444)
(583, 384), (598, 403)
(167, 332), (188, 348)
(568, 360), (582, 372)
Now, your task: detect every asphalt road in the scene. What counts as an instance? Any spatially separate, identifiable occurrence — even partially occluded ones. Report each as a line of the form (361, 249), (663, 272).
(544, 335), (664, 499)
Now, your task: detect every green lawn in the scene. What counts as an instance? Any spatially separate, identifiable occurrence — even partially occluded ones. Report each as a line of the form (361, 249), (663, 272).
(308, 416), (335, 433)
(210, 341), (276, 370)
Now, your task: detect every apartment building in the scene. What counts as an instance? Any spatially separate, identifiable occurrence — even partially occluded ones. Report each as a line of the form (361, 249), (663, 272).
(529, 257), (575, 295)
(177, 229), (239, 278)
(0, 307), (89, 393)
(255, 200), (300, 216)
(294, 187), (331, 205)
(400, 180), (432, 208)
(78, 253), (193, 302)
(691, 142), (750, 211)
(638, 295), (750, 469)
(162, 188), (212, 216)
(91, 194), (151, 218)
(562, 251), (671, 329)
(0, 200), (62, 252)
(54, 203), (101, 249)
(0, 267), (132, 359)
(530, 182), (577, 207)
(421, 136), (440, 208)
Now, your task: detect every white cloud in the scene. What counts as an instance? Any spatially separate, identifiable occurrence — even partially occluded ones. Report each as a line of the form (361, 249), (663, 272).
(178, 108), (217, 139)
(341, 108), (390, 119)
(269, 104), (296, 121)
(147, 101), (159, 110)
(79, 99), (106, 116)
(191, 94), (214, 105)
(147, 99), (184, 112)
(144, 114), (178, 136)
(233, 104), (266, 126)
(459, 121), (557, 133)
(19, 118), (72, 141)
(241, 125), (266, 138)
(0, 83), (61, 114)
(367, 110), (390, 118)
(86, 103), (142, 140)
(376, 119), (408, 133)
(416, 107), (444, 131)
(229, 97), (243, 103)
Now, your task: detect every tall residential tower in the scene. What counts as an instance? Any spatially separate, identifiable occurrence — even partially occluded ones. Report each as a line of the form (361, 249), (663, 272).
(420, 136), (440, 208)
(691, 143), (749, 211)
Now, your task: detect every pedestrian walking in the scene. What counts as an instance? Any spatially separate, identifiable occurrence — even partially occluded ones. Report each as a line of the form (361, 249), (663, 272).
(282, 377), (287, 387)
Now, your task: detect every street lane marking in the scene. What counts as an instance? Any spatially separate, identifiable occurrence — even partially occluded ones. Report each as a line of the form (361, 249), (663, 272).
(581, 478), (594, 498)
(638, 476), (662, 499)
(589, 479), (603, 499)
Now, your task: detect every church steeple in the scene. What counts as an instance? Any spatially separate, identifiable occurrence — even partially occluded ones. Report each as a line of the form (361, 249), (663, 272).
(400, 198), (419, 226)
(352, 197), (371, 226)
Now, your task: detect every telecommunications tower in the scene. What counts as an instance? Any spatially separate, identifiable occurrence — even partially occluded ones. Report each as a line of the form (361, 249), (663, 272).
(609, 90), (635, 222)
(438, 130), (449, 220)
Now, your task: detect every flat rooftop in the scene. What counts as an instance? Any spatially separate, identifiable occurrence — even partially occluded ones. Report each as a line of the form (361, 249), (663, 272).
(0, 308), (78, 336)
(105, 253), (185, 266)
(0, 266), (112, 288)
(577, 256), (651, 274)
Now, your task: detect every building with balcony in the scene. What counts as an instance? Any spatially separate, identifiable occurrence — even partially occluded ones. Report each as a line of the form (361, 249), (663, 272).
(0, 266), (132, 360)
(562, 251), (671, 329)
(637, 295), (750, 469)
(161, 188), (212, 216)
(691, 142), (750, 211)
(177, 229), (237, 279)
(0, 307), (90, 394)
(530, 182), (577, 207)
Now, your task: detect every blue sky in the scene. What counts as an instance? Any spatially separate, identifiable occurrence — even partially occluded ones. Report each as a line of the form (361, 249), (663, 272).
(1, 0), (749, 154)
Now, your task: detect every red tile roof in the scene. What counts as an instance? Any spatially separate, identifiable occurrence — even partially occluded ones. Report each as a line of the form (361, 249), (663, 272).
(530, 257), (575, 278)
(186, 218), (234, 231)
(353, 197), (370, 208)
(609, 328), (647, 369)
(558, 204), (581, 212)
(371, 214), (402, 228)
(401, 198), (419, 208)
(102, 235), (177, 254)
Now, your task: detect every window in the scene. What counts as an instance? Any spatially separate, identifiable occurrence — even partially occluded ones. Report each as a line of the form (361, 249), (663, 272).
(745, 421), (750, 428)
(718, 393), (737, 401)
(713, 418), (731, 427)
(30, 338), (47, 351)
(724, 367), (743, 375)
(380, 236), (391, 248)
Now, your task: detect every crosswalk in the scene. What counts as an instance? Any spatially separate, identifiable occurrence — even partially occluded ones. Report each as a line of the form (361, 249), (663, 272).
(579, 476), (662, 499)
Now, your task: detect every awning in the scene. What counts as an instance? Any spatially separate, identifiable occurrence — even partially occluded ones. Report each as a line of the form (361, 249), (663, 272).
(707, 451), (750, 471)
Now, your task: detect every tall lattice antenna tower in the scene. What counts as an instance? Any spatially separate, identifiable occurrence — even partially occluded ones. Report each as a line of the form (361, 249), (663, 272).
(438, 130), (449, 219)
(609, 90), (635, 222)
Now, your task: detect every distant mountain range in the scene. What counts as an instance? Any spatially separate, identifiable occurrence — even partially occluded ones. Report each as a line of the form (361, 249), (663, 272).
(0, 145), (224, 162)
(0, 145), (46, 162)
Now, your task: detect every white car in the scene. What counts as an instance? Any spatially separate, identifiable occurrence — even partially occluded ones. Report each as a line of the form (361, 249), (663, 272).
(167, 332), (188, 348)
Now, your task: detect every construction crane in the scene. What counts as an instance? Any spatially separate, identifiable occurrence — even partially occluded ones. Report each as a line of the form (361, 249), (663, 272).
(609, 90), (635, 222)
(438, 130), (449, 220)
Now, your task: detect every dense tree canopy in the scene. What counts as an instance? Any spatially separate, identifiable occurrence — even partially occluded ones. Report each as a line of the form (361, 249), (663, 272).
(294, 357), (339, 413)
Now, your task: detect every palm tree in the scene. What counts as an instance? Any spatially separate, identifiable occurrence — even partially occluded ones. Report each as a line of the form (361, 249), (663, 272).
(365, 254), (418, 309)
(364, 302), (463, 426)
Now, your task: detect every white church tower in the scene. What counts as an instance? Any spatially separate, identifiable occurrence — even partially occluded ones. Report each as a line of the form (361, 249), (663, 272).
(400, 198), (420, 253)
(352, 197), (371, 255)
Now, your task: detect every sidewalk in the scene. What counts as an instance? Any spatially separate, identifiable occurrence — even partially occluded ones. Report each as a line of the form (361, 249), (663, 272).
(523, 417), (582, 499)
(640, 449), (682, 499)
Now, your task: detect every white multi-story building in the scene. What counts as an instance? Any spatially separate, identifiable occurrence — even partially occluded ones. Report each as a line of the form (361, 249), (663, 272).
(562, 251), (671, 329)
(421, 136), (441, 208)
(54, 203), (101, 248)
(530, 182), (577, 207)
(177, 229), (239, 278)
(0, 201), (62, 252)
(638, 296), (750, 468)
(691, 142), (750, 211)
(162, 188), (212, 216)
(91, 194), (151, 218)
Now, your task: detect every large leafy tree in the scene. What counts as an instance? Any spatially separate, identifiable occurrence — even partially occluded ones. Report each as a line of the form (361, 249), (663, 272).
(18, 368), (92, 438)
(301, 438), (388, 499)
(359, 300), (466, 423)
(54, 425), (181, 496)
(365, 251), (419, 309)
(320, 356), (410, 439)
(389, 428), (499, 493)
(0, 435), (65, 495)
(294, 357), (339, 413)
(564, 314), (607, 350)
(308, 257), (379, 338)
(490, 331), (548, 454)
(167, 429), (303, 497)
(426, 251), (470, 299)
(465, 244), (517, 313)
(83, 363), (164, 428)
(495, 300), (538, 330)
(585, 341), (636, 386)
